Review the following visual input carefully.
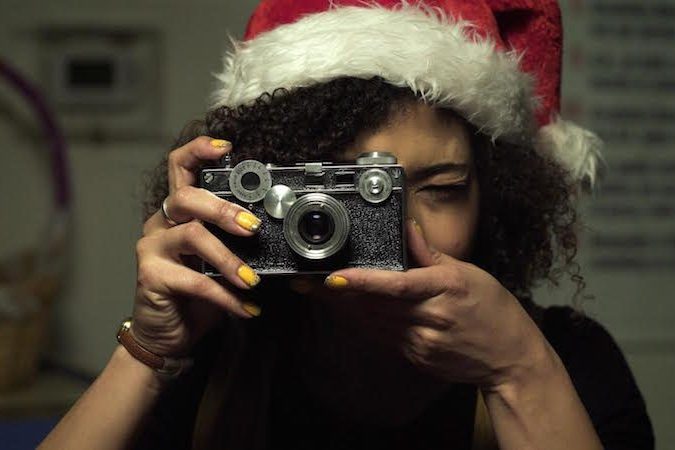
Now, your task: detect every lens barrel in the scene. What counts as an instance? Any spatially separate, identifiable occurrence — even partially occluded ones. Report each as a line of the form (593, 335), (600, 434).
(283, 193), (350, 260)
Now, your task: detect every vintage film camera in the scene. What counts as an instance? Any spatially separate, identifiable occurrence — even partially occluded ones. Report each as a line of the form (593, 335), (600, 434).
(199, 152), (408, 276)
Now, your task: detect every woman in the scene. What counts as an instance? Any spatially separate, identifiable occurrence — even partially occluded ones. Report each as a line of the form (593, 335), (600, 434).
(40, 1), (653, 449)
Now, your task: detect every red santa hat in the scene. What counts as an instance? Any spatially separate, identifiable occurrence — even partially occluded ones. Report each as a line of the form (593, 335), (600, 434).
(212, 0), (603, 188)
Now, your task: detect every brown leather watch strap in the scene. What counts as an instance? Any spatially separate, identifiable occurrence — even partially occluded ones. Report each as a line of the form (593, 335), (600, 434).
(116, 318), (192, 378)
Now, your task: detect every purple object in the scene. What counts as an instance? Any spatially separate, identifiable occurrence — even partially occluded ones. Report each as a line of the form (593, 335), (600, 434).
(0, 59), (71, 209)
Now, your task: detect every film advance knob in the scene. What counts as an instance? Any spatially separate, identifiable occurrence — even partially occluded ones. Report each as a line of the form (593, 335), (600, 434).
(355, 151), (397, 165)
(359, 168), (393, 203)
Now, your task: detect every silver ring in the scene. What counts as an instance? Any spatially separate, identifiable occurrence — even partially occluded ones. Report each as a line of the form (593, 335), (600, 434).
(161, 197), (179, 226)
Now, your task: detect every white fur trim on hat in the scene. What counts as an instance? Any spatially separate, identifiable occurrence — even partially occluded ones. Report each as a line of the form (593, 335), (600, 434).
(213, 4), (538, 146)
(535, 117), (605, 189)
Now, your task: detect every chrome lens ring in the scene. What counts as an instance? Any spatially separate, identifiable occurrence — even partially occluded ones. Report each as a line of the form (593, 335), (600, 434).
(283, 193), (350, 260)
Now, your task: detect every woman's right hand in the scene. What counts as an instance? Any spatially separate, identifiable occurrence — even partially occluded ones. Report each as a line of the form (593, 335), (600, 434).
(130, 136), (262, 359)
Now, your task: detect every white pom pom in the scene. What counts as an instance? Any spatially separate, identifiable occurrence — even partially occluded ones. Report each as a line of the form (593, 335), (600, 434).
(535, 117), (605, 191)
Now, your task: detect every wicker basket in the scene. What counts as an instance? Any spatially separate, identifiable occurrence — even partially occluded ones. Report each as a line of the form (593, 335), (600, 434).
(0, 306), (49, 392)
(0, 251), (60, 392)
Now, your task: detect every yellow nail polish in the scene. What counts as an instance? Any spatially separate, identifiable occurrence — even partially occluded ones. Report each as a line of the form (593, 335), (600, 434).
(242, 302), (261, 317)
(210, 139), (231, 149)
(411, 218), (424, 236)
(325, 275), (349, 289)
(235, 211), (262, 232)
(237, 265), (261, 287)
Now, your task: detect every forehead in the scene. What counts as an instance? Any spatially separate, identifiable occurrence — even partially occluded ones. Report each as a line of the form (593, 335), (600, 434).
(343, 102), (472, 167)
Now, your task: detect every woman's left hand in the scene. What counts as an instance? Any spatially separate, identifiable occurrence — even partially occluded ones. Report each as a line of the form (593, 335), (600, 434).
(321, 219), (556, 390)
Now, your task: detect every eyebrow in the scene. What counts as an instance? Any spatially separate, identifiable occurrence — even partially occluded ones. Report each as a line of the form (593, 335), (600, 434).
(406, 162), (470, 183)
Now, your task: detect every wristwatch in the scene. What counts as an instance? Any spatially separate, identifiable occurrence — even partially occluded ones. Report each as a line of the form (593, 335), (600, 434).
(116, 317), (192, 378)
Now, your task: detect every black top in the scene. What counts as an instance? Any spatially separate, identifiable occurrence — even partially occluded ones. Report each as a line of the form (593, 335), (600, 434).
(133, 306), (654, 450)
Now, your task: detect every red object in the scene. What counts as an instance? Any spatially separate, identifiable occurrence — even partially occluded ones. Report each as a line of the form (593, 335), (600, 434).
(244, 0), (563, 129)
(213, 0), (603, 187)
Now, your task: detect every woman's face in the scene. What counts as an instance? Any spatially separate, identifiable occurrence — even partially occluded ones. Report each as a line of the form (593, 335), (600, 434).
(295, 102), (482, 413)
(343, 101), (480, 261)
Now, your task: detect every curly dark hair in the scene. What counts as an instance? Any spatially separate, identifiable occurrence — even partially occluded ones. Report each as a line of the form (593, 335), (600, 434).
(143, 76), (582, 302)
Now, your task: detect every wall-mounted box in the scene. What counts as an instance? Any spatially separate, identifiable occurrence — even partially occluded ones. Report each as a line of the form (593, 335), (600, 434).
(40, 28), (162, 140)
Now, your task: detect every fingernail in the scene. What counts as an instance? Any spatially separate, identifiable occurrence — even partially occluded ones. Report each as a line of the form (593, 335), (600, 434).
(235, 211), (262, 232)
(411, 217), (424, 236)
(237, 265), (261, 287)
(210, 139), (231, 150)
(325, 275), (349, 289)
(242, 302), (261, 317)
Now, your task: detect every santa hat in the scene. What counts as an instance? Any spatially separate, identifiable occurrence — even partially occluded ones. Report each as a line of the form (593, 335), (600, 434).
(212, 0), (603, 188)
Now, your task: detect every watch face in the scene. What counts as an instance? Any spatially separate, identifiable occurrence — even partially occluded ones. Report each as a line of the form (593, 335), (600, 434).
(117, 318), (132, 342)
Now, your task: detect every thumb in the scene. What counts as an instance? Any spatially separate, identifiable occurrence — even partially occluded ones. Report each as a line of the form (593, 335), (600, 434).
(406, 218), (444, 267)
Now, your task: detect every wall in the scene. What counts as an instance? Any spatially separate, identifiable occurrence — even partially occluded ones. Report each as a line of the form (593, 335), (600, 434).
(553, 2), (675, 447)
(0, 0), (261, 371)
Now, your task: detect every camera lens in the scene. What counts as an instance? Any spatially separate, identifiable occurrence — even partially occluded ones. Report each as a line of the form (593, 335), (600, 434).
(283, 193), (350, 260)
(241, 172), (261, 191)
(299, 211), (335, 245)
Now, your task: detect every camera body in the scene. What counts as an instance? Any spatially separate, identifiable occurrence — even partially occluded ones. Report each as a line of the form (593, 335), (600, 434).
(199, 152), (408, 276)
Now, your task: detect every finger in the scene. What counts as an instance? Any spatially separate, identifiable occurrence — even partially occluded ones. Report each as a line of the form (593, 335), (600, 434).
(168, 136), (232, 193)
(324, 265), (464, 301)
(323, 286), (455, 333)
(166, 186), (262, 235)
(158, 221), (261, 291)
(143, 210), (174, 236)
(406, 218), (437, 267)
(143, 259), (258, 319)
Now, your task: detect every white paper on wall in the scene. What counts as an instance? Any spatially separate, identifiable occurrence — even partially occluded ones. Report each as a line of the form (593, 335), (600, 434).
(551, 1), (675, 343)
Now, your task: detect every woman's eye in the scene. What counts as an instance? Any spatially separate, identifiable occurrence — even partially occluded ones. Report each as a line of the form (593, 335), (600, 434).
(419, 183), (469, 201)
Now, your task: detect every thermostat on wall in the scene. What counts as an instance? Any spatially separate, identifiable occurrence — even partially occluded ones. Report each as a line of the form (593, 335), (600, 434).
(41, 28), (161, 138)
(51, 48), (137, 107)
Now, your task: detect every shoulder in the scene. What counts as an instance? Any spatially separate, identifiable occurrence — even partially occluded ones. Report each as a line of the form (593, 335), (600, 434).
(536, 305), (654, 450)
(539, 305), (621, 367)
